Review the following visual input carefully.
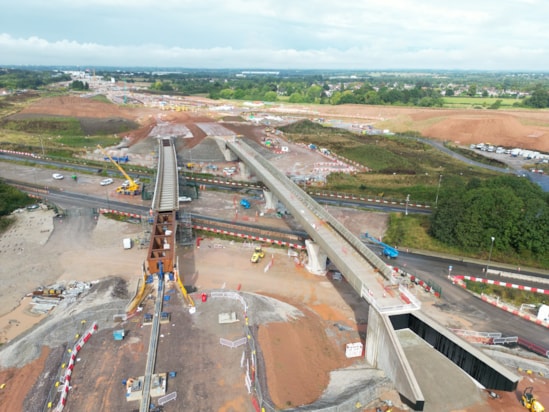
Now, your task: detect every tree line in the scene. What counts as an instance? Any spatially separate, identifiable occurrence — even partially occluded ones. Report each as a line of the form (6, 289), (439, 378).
(0, 68), (71, 90)
(142, 72), (549, 108)
(430, 175), (549, 265)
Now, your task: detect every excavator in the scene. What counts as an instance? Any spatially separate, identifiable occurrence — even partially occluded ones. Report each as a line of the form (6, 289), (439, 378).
(97, 145), (141, 195)
(522, 387), (545, 412)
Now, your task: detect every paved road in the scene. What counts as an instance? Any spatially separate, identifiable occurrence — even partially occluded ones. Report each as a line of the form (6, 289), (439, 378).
(4, 161), (549, 353)
(382, 248), (549, 350)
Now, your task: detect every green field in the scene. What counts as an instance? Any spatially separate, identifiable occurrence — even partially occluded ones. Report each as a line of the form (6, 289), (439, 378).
(443, 96), (520, 109)
(280, 120), (501, 203)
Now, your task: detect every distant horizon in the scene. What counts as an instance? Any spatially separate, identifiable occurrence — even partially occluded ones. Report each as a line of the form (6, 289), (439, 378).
(3, 1), (549, 71)
(3, 65), (549, 75)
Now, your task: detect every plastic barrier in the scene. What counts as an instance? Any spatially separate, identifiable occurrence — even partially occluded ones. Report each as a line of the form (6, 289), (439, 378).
(54, 322), (98, 412)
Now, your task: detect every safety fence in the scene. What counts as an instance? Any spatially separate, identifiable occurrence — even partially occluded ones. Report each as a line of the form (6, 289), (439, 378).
(158, 391), (177, 406)
(479, 293), (549, 330)
(54, 321), (98, 412)
(451, 275), (549, 295)
(220, 337), (247, 349)
(391, 266), (442, 298)
(448, 328), (518, 345)
(192, 223), (306, 250)
(209, 290), (393, 412)
(306, 190), (431, 210)
(365, 283), (421, 315)
(0, 148), (41, 158)
(98, 208), (145, 219)
(448, 328), (549, 357)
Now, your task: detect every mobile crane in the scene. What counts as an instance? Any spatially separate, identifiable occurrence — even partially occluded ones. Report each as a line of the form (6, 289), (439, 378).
(361, 232), (399, 258)
(97, 145), (141, 195)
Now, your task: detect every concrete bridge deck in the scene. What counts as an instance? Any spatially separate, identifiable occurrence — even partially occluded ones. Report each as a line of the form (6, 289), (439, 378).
(226, 138), (416, 312)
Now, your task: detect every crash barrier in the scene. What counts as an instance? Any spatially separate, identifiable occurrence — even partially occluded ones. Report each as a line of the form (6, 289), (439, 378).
(99, 208), (145, 219)
(220, 337), (247, 349)
(306, 190), (431, 210)
(517, 337), (549, 359)
(193, 223), (306, 249)
(448, 329), (516, 345)
(187, 175), (262, 190)
(54, 322), (98, 412)
(449, 328), (506, 345)
(0, 149), (41, 158)
(393, 267), (442, 298)
(480, 294), (549, 330)
(158, 391), (177, 406)
(451, 275), (549, 295)
(489, 270), (549, 286)
(365, 284), (421, 315)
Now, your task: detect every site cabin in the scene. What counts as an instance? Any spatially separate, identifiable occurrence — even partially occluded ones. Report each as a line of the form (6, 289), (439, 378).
(123, 238), (132, 250)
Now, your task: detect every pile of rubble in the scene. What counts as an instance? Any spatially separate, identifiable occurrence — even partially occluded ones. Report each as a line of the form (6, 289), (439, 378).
(28, 281), (93, 314)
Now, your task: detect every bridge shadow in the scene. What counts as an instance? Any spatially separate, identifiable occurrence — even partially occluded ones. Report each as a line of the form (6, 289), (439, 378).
(323, 260), (371, 354)
(175, 245), (199, 291)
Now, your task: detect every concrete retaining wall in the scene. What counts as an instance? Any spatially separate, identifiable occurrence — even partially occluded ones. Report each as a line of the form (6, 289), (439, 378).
(366, 308), (425, 410)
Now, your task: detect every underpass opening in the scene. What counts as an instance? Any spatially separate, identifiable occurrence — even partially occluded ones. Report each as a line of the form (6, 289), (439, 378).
(390, 311), (520, 392)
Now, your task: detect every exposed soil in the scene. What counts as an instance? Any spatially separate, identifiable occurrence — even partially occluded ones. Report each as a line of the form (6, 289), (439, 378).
(12, 95), (549, 155)
(16, 96), (137, 120)
(2, 95), (549, 412)
(269, 103), (549, 153)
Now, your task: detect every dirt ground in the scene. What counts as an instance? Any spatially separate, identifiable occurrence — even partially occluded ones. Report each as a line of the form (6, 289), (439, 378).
(14, 95), (549, 156)
(0, 211), (386, 412)
(2, 95), (549, 411)
(274, 103), (549, 153)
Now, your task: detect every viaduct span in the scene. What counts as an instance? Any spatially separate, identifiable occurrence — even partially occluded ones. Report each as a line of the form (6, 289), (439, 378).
(223, 137), (519, 410)
(133, 136), (518, 411)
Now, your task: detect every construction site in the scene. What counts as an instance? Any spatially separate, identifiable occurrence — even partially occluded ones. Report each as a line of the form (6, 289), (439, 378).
(1, 93), (549, 412)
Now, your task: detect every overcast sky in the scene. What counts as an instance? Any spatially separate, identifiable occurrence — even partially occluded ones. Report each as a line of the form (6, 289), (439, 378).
(1, 0), (548, 70)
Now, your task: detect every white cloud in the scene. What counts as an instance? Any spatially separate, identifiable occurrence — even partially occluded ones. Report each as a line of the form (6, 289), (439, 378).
(1, 1), (549, 69)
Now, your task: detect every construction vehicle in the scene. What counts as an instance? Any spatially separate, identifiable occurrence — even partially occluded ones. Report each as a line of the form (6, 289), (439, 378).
(362, 232), (399, 258)
(104, 154), (129, 163)
(521, 387), (545, 412)
(97, 145), (141, 195)
(251, 247), (265, 263)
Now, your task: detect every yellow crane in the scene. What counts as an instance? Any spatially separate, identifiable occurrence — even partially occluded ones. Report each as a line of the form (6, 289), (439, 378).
(97, 145), (141, 195)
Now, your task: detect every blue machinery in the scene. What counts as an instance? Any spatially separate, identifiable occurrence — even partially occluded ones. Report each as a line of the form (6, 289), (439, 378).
(362, 232), (399, 258)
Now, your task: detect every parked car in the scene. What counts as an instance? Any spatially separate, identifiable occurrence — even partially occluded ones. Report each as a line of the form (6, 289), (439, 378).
(52, 173), (64, 180)
(100, 178), (114, 186)
(178, 196), (192, 202)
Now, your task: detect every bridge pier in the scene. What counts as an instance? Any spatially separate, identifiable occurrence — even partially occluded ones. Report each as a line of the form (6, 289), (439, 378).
(238, 161), (250, 179)
(304, 239), (328, 275)
(262, 189), (278, 211)
(215, 138), (239, 161)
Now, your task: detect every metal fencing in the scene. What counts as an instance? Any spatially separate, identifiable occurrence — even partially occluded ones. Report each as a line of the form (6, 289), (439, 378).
(210, 289), (394, 411)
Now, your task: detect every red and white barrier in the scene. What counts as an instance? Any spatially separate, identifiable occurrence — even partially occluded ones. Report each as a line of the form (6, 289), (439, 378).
(193, 224), (305, 250)
(480, 294), (549, 329)
(54, 322), (98, 412)
(0, 149), (41, 158)
(451, 275), (549, 295)
(99, 209), (144, 219)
